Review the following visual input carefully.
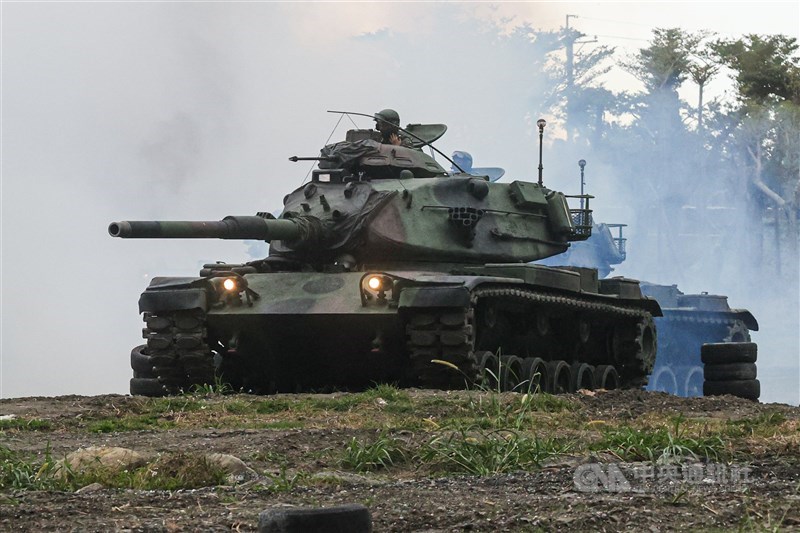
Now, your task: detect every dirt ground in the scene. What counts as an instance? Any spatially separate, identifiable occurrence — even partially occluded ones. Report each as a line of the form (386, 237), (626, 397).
(1, 389), (799, 532)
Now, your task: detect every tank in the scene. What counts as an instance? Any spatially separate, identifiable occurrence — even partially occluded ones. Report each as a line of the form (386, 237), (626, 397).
(110, 114), (661, 396)
(540, 221), (759, 397)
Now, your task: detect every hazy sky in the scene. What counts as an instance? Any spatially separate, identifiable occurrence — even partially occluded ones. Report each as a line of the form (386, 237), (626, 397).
(2, 1), (798, 402)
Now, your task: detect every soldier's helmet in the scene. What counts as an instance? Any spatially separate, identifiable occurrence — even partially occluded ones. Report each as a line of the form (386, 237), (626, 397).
(451, 151), (473, 173)
(374, 108), (400, 131)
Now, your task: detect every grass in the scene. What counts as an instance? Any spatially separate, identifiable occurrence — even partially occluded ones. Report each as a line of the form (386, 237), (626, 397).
(88, 415), (175, 433)
(594, 416), (726, 463)
(340, 432), (407, 472)
(419, 430), (571, 475)
(67, 453), (228, 490)
(725, 411), (788, 438)
(0, 418), (52, 431)
(0, 445), (66, 491)
(262, 465), (308, 493)
(1, 444), (229, 491)
(189, 376), (234, 396)
(4, 383), (791, 497)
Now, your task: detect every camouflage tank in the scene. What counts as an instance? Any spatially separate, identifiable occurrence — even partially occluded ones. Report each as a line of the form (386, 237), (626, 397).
(109, 112), (661, 396)
(539, 217), (758, 397)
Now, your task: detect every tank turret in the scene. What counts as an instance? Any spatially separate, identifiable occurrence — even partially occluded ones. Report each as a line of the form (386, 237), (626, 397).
(111, 142), (592, 267)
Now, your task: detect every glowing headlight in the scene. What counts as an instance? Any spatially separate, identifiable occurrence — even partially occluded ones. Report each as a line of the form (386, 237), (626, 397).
(367, 276), (383, 291)
(222, 278), (237, 291)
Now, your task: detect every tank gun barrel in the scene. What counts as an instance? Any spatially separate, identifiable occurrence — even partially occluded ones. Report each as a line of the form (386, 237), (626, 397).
(108, 216), (301, 241)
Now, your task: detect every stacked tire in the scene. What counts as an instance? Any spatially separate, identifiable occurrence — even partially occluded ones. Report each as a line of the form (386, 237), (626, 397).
(701, 342), (759, 401)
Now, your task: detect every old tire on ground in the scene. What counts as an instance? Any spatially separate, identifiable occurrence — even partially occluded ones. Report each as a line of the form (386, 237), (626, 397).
(521, 357), (549, 393)
(499, 355), (524, 392)
(704, 363), (757, 381)
(701, 342), (757, 364)
(258, 503), (372, 533)
(703, 379), (760, 401)
(570, 363), (594, 391)
(650, 366), (678, 395)
(546, 360), (571, 394)
(131, 345), (154, 374)
(130, 377), (167, 397)
(594, 365), (619, 390)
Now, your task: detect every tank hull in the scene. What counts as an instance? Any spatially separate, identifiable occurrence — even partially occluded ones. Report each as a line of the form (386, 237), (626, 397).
(130, 265), (660, 395)
(641, 283), (758, 397)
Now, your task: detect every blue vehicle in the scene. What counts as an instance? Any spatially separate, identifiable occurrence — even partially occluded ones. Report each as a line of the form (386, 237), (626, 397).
(540, 221), (758, 397)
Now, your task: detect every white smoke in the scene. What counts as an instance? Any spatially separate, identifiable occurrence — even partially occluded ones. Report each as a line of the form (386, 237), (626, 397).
(2, 2), (797, 404)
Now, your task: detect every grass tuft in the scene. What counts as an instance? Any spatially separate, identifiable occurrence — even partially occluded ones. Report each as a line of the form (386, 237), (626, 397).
(419, 430), (571, 475)
(0, 445), (66, 491)
(595, 416), (726, 463)
(0, 418), (52, 432)
(340, 433), (407, 472)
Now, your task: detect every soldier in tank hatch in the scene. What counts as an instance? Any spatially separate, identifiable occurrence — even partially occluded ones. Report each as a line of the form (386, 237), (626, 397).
(374, 108), (411, 147)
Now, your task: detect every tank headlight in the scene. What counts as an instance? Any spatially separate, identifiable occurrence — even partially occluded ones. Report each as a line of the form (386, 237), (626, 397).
(360, 273), (395, 306)
(367, 276), (383, 291)
(223, 278), (237, 292)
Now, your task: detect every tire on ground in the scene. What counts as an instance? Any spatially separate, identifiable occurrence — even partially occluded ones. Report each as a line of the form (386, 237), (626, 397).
(703, 363), (757, 381)
(703, 379), (760, 401)
(701, 342), (757, 364)
(130, 377), (167, 397)
(258, 504), (372, 533)
(131, 345), (155, 375)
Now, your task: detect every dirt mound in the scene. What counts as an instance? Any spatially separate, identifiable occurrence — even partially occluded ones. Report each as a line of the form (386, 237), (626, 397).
(1, 389), (798, 531)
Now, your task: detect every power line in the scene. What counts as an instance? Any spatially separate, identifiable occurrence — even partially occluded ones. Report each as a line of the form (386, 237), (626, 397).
(593, 34), (650, 42)
(577, 15), (654, 28)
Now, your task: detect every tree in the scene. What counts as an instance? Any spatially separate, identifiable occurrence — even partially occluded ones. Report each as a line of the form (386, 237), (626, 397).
(711, 34), (800, 104)
(623, 28), (707, 92)
(710, 34), (800, 272)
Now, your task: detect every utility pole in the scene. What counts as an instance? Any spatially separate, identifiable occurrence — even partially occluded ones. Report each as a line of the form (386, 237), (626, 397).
(565, 14), (577, 89)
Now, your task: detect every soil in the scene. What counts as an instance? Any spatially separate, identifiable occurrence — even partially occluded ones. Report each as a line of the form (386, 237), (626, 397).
(2, 389), (799, 532)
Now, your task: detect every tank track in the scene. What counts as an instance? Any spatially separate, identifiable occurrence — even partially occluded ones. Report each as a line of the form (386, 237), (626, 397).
(405, 307), (478, 389)
(405, 285), (656, 391)
(133, 309), (216, 394)
(472, 286), (655, 387)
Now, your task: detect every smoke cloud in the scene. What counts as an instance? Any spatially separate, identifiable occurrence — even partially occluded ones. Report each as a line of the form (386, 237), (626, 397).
(2, 3), (797, 404)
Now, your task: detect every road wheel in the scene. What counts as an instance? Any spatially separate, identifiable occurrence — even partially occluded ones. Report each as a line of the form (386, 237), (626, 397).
(570, 363), (594, 391)
(650, 366), (678, 395)
(683, 366), (704, 397)
(703, 379), (760, 401)
(521, 357), (549, 393)
(477, 351), (499, 390)
(546, 360), (570, 394)
(594, 365), (619, 390)
(701, 342), (757, 364)
(704, 363), (757, 381)
(499, 355), (524, 392)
